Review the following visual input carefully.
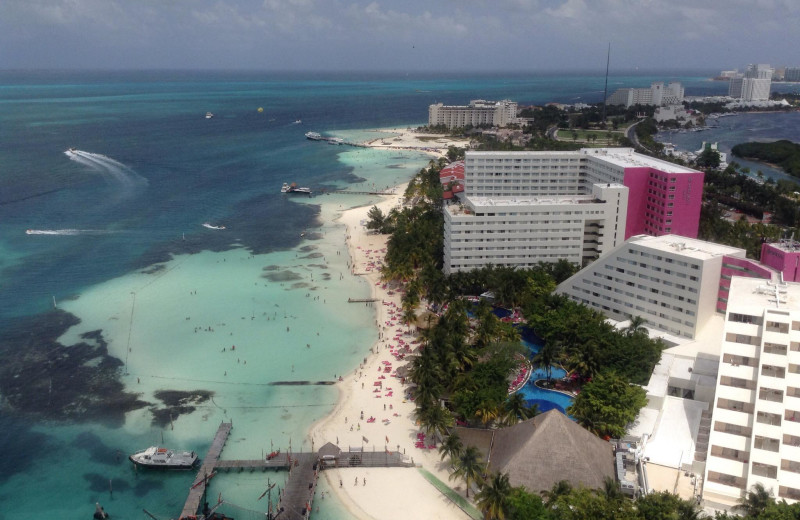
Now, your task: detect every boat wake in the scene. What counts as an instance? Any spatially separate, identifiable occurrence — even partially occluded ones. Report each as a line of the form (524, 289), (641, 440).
(65, 149), (148, 188)
(202, 223), (226, 230)
(26, 229), (116, 236)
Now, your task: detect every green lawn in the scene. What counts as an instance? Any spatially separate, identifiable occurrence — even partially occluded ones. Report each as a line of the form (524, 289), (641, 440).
(555, 128), (624, 145)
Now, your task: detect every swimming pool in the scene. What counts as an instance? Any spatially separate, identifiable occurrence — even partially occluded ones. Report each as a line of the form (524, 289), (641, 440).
(518, 334), (574, 414)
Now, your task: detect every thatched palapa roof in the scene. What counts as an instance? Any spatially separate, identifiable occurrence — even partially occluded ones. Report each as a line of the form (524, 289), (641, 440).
(488, 410), (614, 494)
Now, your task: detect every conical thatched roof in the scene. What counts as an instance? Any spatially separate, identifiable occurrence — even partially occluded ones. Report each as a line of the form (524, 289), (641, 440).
(488, 410), (614, 494)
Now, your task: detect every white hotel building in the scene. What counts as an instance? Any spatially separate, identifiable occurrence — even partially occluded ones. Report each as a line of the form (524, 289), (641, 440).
(555, 235), (745, 340)
(428, 100), (518, 129)
(704, 277), (800, 505)
(442, 149), (702, 274)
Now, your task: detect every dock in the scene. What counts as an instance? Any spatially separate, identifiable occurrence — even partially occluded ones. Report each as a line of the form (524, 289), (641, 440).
(181, 421), (232, 519)
(179, 425), (414, 520)
(348, 297), (380, 303)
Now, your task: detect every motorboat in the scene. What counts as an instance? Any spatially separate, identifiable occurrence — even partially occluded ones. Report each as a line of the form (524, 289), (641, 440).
(202, 223), (226, 230)
(129, 446), (198, 469)
(281, 182), (312, 195)
(305, 132), (323, 140)
(206, 112), (214, 119)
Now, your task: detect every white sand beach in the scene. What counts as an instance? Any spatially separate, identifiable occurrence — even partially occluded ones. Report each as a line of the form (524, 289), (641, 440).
(309, 188), (472, 520)
(361, 127), (471, 157)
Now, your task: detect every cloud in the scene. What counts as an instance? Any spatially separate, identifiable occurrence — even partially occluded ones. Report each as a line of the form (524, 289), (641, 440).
(0, 0), (797, 70)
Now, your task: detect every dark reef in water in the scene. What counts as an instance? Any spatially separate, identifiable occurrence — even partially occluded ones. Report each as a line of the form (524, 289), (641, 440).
(150, 389), (213, 427)
(132, 193), (322, 269)
(261, 269), (303, 282)
(0, 309), (149, 426)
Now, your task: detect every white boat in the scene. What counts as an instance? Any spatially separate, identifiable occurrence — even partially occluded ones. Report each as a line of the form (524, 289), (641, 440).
(281, 182), (312, 195)
(327, 137), (344, 145)
(293, 119), (302, 124)
(305, 132), (323, 140)
(129, 446), (198, 469)
(202, 222), (226, 230)
(205, 112), (214, 119)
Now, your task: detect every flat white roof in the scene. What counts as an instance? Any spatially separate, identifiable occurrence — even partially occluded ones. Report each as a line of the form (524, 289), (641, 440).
(643, 396), (706, 468)
(582, 148), (700, 174)
(465, 148), (700, 174)
(729, 276), (800, 311)
(628, 234), (746, 261)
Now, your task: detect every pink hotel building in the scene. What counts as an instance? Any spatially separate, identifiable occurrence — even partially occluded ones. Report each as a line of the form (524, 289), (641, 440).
(443, 148), (704, 274)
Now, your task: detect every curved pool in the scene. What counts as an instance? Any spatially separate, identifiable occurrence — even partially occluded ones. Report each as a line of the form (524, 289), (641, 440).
(518, 335), (575, 414)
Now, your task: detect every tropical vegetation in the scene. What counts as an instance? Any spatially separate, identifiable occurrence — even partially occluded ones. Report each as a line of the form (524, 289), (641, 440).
(732, 140), (800, 177)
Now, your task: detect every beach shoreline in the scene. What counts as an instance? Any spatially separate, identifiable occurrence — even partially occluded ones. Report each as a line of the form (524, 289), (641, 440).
(307, 181), (471, 520)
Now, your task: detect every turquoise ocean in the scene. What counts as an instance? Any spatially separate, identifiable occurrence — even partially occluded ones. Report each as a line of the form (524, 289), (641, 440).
(0, 70), (794, 519)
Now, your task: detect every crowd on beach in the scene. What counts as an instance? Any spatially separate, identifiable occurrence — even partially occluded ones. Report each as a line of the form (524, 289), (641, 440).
(308, 181), (474, 520)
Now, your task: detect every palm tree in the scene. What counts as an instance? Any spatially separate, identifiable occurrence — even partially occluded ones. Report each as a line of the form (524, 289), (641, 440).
(475, 472), (513, 520)
(541, 480), (572, 507)
(438, 432), (463, 466)
(625, 315), (647, 337)
(422, 404), (454, 445)
(733, 482), (774, 517)
(533, 340), (561, 383)
(474, 401), (499, 427)
(501, 393), (538, 426)
(601, 475), (623, 502)
(449, 445), (485, 498)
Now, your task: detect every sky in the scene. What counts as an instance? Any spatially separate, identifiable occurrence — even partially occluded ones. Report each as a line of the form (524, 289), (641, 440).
(1, 0), (798, 72)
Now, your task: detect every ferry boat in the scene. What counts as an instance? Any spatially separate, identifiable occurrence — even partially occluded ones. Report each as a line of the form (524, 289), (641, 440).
(129, 446), (198, 469)
(281, 182), (312, 195)
(305, 131), (323, 141)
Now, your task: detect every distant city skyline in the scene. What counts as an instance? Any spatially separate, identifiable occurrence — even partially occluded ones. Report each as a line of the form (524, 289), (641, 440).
(1, 0), (797, 71)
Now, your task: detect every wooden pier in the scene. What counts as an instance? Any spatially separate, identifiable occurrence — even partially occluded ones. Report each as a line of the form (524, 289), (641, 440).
(181, 421), (232, 519)
(348, 297), (380, 303)
(179, 426), (414, 519)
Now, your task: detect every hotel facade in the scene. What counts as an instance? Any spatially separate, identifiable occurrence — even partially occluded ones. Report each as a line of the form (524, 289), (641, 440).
(555, 235), (746, 340)
(428, 100), (518, 129)
(704, 277), (800, 505)
(442, 149), (703, 274)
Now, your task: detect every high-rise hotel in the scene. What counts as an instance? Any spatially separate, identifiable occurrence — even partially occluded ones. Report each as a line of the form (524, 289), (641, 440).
(442, 148), (703, 274)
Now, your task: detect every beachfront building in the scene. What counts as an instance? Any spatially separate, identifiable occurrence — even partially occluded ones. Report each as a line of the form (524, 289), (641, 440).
(785, 68), (800, 83)
(728, 64), (773, 102)
(606, 82), (684, 108)
(703, 277), (800, 505)
(555, 235), (746, 340)
(428, 100), (518, 129)
(442, 148), (703, 274)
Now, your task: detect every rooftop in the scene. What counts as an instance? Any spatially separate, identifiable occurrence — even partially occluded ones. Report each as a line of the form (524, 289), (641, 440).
(764, 239), (800, 254)
(728, 276), (800, 311)
(628, 234), (745, 261)
(581, 148), (701, 174)
(465, 148), (700, 174)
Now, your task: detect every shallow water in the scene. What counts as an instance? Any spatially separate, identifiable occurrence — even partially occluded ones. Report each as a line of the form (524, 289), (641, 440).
(0, 70), (741, 517)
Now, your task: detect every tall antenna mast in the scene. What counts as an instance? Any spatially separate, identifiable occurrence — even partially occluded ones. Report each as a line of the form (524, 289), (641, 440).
(602, 42), (611, 127)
